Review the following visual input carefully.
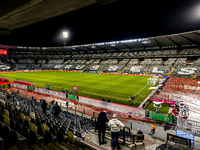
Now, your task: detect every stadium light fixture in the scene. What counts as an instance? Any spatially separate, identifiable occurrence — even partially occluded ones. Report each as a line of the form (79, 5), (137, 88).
(63, 32), (68, 38)
(63, 31), (68, 47)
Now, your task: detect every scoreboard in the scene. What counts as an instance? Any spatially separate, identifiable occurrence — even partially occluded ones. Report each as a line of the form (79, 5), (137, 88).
(0, 50), (7, 55)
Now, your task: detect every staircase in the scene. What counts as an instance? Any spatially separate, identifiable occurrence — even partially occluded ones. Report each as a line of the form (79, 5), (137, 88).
(168, 66), (177, 75)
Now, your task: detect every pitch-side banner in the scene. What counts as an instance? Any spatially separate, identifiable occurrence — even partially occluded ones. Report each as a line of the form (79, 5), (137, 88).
(176, 130), (194, 146)
(73, 86), (77, 91)
(151, 98), (175, 105)
(184, 85), (200, 91)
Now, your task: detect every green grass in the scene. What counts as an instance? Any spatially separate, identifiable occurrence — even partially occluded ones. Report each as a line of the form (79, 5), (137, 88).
(144, 101), (170, 114)
(0, 71), (156, 107)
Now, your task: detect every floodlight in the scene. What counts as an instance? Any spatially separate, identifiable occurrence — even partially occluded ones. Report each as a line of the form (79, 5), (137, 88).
(63, 32), (68, 38)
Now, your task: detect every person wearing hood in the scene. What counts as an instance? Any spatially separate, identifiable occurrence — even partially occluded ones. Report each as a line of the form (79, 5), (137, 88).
(96, 110), (109, 145)
(108, 114), (124, 150)
(41, 100), (47, 115)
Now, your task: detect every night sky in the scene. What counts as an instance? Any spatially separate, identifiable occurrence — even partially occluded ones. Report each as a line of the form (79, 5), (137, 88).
(1, 0), (200, 47)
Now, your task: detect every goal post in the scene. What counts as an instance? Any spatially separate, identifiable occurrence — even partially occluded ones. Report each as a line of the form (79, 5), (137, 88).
(147, 77), (158, 86)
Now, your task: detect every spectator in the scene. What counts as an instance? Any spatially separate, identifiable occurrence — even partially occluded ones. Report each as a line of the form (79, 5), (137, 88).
(168, 112), (174, 117)
(51, 99), (55, 105)
(108, 114), (124, 150)
(96, 110), (109, 145)
(175, 99), (179, 108)
(156, 104), (161, 112)
(41, 100), (47, 115)
(52, 102), (61, 118)
(149, 123), (156, 135)
(66, 101), (69, 110)
(137, 128), (143, 134)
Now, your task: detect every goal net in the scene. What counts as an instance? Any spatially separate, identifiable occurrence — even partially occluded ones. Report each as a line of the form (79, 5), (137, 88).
(147, 77), (158, 86)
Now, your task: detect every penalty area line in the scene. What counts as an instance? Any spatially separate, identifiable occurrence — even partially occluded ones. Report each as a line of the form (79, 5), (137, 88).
(133, 84), (149, 97)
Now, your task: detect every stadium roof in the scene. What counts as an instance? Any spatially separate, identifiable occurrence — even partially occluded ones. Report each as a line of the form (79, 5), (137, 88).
(1, 29), (200, 54)
(0, 0), (116, 35)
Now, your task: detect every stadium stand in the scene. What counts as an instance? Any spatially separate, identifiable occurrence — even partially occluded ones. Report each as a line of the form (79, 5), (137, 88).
(85, 65), (104, 72)
(127, 59), (139, 65)
(173, 66), (200, 77)
(6, 59), (16, 64)
(28, 64), (40, 70)
(149, 66), (170, 75)
(37, 60), (46, 64)
(18, 59), (35, 64)
(92, 59), (101, 64)
(151, 58), (163, 65)
(138, 51), (153, 57)
(102, 65), (124, 72)
(71, 65), (87, 70)
(52, 64), (64, 70)
(124, 52), (135, 57)
(63, 65), (74, 70)
(179, 49), (200, 55)
(48, 60), (64, 64)
(69, 60), (76, 64)
(16, 64), (27, 70)
(85, 59), (94, 65)
(74, 59), (86, 64)
(140, 59), (152, 65)
(72, 54), (83, 58)
(191, 58), (200, 66)
(0, 91), (94, 149)
(174, 58), (187, 66)
(100, 60), (109, 65)
(118, 59), (129, 65)
(41, 64), (54, 69)
(124, 66), (148, 74)
(154, 50), (177, 56)
(164, 58), (177, 66)
(107, 59), (118, 65)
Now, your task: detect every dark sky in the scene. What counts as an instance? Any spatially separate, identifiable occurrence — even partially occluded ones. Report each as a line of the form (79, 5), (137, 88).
(1, 0), (200, 47)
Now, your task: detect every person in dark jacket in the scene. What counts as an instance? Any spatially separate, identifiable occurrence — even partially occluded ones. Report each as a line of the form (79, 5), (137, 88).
(41, 100), (47, 115)
(52, 102), (61, 118)
(137, 128), (143, 134)
(96, 110), (109, 145)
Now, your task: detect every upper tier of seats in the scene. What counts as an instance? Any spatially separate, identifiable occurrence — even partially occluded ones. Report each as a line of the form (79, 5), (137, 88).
(7, 49), (200, 60)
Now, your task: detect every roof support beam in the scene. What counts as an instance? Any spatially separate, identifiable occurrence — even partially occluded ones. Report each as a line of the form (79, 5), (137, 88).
(164, 36), (179, 48)
(75, 47), (88, 53)
(178, 34), (199, 47)
(121, 43), (131, 49)
(63, 47), (80, 53)
(190, 31), (200, 37)
(152, 37), (162, 49)
(59, 48), (74, 53)
(57, 47), (69, 53)
(46, 48), (54, 53)
(48, 48), (59, 53)
(106, 44), (119, 52)
(83, 46), (98, 53)
(95, 46), (107, 52)
(137, 41), (147, 50)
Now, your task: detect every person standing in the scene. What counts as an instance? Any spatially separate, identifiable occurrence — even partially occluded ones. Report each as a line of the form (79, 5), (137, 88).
(96, 110), (109, 145)
(51, 99), (55, 106)
(108, 114), (124, 150)
(52, 102), (61, 118)
(41, 100), (47, 115)
(137, 128), (143, 134)
(66, 101), (69, 111)
(149, 123), (156, 135)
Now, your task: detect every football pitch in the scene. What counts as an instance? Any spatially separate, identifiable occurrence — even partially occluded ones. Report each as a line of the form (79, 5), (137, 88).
(0, 71), (155, 107)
